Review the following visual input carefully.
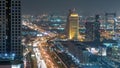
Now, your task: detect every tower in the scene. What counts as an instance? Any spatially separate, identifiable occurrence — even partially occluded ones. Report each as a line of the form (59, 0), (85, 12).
(105, 13), (116, 31)
(85, 15), (100, 42)
(0, 0), (22, 62)
(66, 9), (79, 40)
(105, 13), (117, 39)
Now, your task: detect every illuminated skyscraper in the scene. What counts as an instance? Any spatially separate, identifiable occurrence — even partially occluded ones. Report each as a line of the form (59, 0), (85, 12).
(0, 0), (22, 62)
(66, 9), (79, 40)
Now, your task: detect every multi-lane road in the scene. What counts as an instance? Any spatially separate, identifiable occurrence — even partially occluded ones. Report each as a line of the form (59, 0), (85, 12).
(23, 21), (58, 68)
(33, 42), (47, 68)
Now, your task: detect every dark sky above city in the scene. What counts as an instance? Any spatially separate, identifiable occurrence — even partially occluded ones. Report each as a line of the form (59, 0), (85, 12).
(22, 0), (120, 15)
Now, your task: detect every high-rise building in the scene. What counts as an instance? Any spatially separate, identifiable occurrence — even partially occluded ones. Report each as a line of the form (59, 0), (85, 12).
(85, 22), (95, 41)
(66, 9), (79, 40)
(105, 13), (116, 31)
(85, 15), (100, 42)
(0, 0), (22, 62)
(105, 13), (117, 39)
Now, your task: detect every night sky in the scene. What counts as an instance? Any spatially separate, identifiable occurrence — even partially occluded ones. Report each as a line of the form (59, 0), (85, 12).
(22, 0), (120, 15)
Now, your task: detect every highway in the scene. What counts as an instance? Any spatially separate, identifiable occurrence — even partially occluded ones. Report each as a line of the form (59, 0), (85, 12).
(23, 20), (58, 68)
(33, 45), (47, 68)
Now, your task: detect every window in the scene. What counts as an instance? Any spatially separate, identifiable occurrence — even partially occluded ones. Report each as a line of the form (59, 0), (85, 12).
(15, 4), (17, 6)
(15, 1), (18, 3)
(3, 1), (5, 3)
(12, 4), (14, 6)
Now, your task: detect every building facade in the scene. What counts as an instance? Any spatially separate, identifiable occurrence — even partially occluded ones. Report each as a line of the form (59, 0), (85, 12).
(0, 0), (22, 61)
(66, 9), (79, 40)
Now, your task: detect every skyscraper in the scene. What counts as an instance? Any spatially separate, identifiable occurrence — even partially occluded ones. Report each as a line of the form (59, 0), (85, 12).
(105, 13), (116, 31)
(85, 15), (100, 42)
(0, 0), (22, 62)
(105, 13), (117, 39)
(66, 9), (79, 40)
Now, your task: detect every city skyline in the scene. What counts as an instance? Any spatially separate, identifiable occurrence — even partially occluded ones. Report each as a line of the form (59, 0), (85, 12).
(0, 0), (120, 68)
(22, 0), (120, 15)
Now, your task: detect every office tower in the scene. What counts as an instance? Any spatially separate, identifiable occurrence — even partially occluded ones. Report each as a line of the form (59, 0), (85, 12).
(66, 9), (79, 40)
(105, 13), (116, 31)
(95, 15), (100, 42)
(105, 13), (117, 39)
(85, 15), (100, 42)
(85, 22), (95, 41)
(0, 0), (22, 62)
